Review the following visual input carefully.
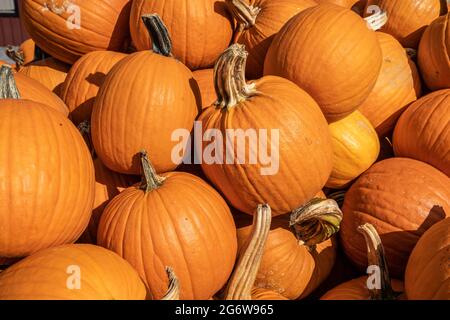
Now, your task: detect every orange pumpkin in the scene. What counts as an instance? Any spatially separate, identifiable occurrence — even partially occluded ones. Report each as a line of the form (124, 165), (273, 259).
(341, 158), (450, 278)
(405, 218), (450, 300)
(192, 68), (216, 110)
(417, 13), (450, 91)
(394, 89), (450, 176)
(6, 39), (36, 69)
(359, 32), (421, 137)
(130, 0), (234, 70)
(315, 0), (358, 7)
(226, 0), (316, 79)
(20, 0), (131, 64)
(61, 51), (127, 125)
(92, 15), (198, 175)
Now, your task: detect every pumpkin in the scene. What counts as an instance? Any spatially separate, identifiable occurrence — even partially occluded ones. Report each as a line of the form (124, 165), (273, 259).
(130, 0), (234, 70)
(200, 44), (332, 216)
(0, 95), (95, 258)
(364, 0), (443, 48)
(326, 111), (380, 189)
(0, 65), (68, 116)
(264, 4), (382, 122)
(97, 151), (238, 300)
(417, 13), (450, 91)
(405, 218), (450, 300)
(193, 68), (216, 110)
(315, 0), (358, 7)
(6, 39), (36, 69)
(393, 89), (450, 176)
(340, 158), (450, 278)
(0, 244), (147, 300)
(18, 57), (69, 96)
(20, 0), (131, 64)
(61, 51), (127, 125)
(226, 0), (316, 79)
(358, 32), (421, 137)
(92, 15), (198, 175)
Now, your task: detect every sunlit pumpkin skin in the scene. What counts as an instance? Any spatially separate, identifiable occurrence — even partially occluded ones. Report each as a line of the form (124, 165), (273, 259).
(417, 13), (450, 91)
(61, 51), (127, 125)
(315, 0), (358, 7)
(228, 0), (317, 79)
(264, 4), (382, 122)
(19, 57), (69, 96)
(130, 0), (234, 70)
(341, 158), (450, 278)
(364, 0), (442, 48)
(20, 0), (131, 64)
(393, 89), (450, 177)
(326, 111), (380, 189)
(193, 69), (216, 110)
(358, 32), (421, 137)
(0, 244), (146, 300)
(405, 218), (450, 300)
(0, 100), (95, 257)
(251, 288), (289, 300)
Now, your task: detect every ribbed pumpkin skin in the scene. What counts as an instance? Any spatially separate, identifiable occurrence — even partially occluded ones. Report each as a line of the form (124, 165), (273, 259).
(394, 90), (450, 176)
(19, 57), (69, 96)
(341, 158), (450, 278)
(20, 0), (131, 64)
(98, 172), (237, 300)
(61, 51), (127, 125)
(0, 100), (95, 258)
(315, 0), (358, 7)
(326, 111), (380, 189)
(130, 0), (233, 70)
(405, 218), (450, 300)
(417, 13), (450, 91)
(234, 0), (317, 80)
(264, 4), (382, 122)
(91, 52), (199, 175)
(0, 244), (146, 300)
(359, 32), (421, 137)
(251, 288), (289, 300)
(193, 69), (216, 110)
(199, 76), (333, 216)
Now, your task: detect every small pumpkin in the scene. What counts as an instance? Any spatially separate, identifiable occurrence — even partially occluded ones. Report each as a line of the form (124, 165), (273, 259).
(326, 110), (380, 189)
(61, 51), (127, 125)
(405, 218), (450, 300)
(226, 0), (316, 79)
(417, 13), (450, 91)
(340, 158), (450, 278)
(192, 68), (216, 110)
(393, 89), (450, 176)
(130, 0), (234, 70)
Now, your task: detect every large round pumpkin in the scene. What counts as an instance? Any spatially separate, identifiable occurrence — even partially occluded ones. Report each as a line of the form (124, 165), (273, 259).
(61, 51), (127, 125)
(200, 44), (332, 216)
(264, 4), (382, 122)
(0, 244), (146, 300)
(405, 218), (450, 300)
(98, 151), (237, 300)
(358, 32), (421, 137)
(92, 15), (198, 174)
(20, 0), (131, 64)
(393, 89), (450, 176)
(417, 13), (450, 91)
(130, 0), (233, 70)
(0, 99), (95, 258)
(340, 158), (450, 278)
(315, 0), (358, 7)
(193, 68), (216, 110)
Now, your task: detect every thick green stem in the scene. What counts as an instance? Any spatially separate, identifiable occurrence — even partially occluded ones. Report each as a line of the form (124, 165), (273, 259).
(225, 0), (261, 30)
(142, 14), (173, 57)
(161, 267), (180, 300)
(0, 65), (20, 99)
(139, 150), (165, 193)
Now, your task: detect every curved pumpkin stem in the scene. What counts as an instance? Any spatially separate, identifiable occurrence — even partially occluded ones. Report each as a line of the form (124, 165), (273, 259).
(139, 150), (166, 193)
(225, 0), (261, 31)
(364, 8), (388, 31)
(161, 267), (180, 300)
(328, 191), (346, 208)
(0, 65), (20, 99)
(141, 14), (173, 57)
(6, 46), (24, 69)
(358, 223), (396, 300)
(225, 204), (272, 300)
(214, 44), (257, 110)
(289, 198), (342, 250)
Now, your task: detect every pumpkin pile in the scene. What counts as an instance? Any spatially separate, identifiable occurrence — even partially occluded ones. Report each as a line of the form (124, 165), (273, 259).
(0, 0), (448, 301)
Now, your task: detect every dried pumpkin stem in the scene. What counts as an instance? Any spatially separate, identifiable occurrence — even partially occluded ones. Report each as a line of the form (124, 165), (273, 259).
(225, 204), (272, 300)
(364, 9), (388, 31)
(328, 191), (346, 208)
(214, 44), (257, 109)
(225, 0), (261, 30)
(0, 65), (20, 99)
(289, 198), (342, 250)
(140, 150), (166, 193)
(405, 48), (417, 60)
(358, 223), (396, 300)
(77, 121), (96, 158)
(6, 46), (24, 68)
(161, 267), (180, 300)
(142, 14), (173, 57)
